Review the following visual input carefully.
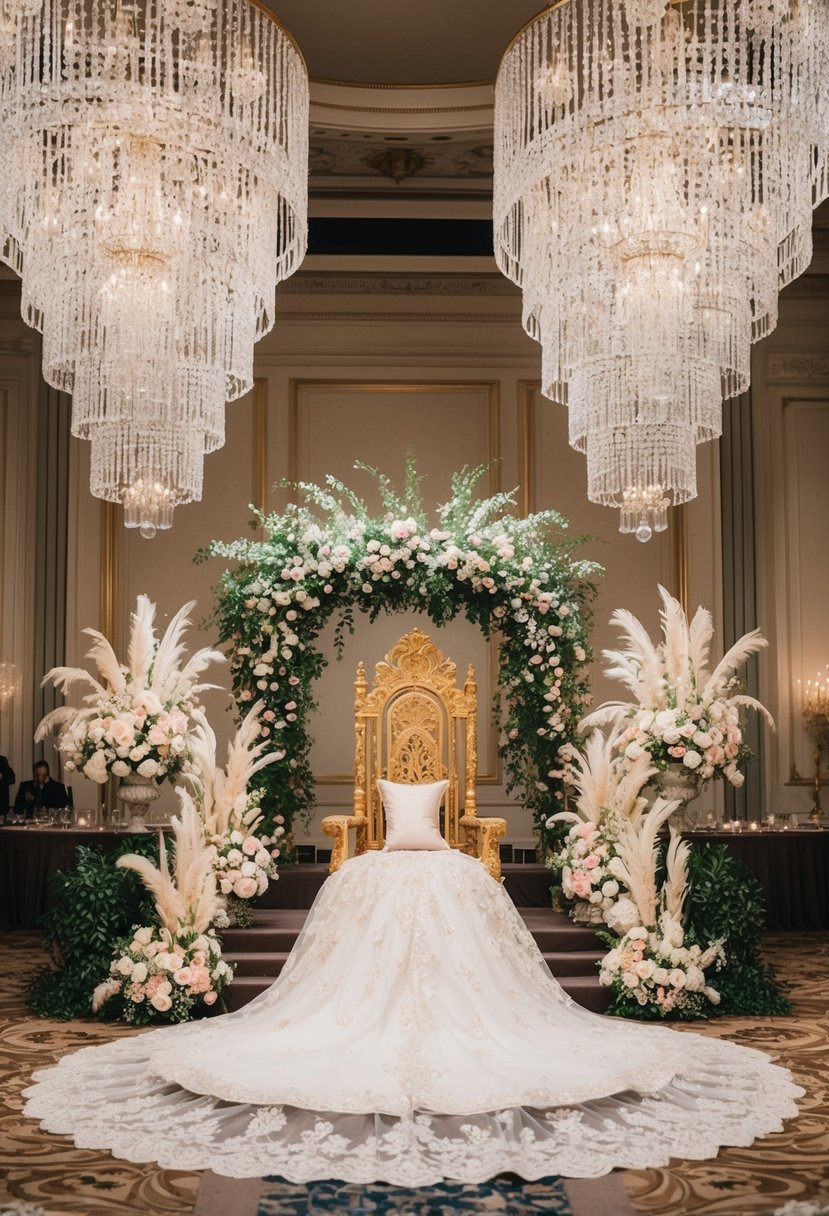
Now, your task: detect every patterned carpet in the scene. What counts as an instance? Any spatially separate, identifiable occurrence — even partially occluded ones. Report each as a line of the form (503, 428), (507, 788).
(1, 931), (826, 1216)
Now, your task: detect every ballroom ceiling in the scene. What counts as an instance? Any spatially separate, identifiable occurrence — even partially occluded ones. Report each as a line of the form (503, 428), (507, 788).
(263, 0), (543, 86)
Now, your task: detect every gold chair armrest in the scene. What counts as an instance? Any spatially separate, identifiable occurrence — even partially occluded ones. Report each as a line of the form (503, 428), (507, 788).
(321, 815), (368, 873)
(460, 814), (507, 881)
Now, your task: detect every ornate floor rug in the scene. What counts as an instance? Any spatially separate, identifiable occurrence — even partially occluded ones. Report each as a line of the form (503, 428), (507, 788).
(1, 931), (826, 1215)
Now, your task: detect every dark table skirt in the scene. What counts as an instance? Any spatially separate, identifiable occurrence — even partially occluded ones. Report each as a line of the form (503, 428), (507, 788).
(0, 829), (126, 929)
(687, 830), (829, 931)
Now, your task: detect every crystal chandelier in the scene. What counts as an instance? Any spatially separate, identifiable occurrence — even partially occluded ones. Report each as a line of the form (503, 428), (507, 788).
(494, 0), (829, 539)
(0, 0), (308, 534)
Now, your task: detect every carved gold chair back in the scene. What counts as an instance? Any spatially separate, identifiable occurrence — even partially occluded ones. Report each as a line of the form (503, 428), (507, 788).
(321, 628), (506, 879)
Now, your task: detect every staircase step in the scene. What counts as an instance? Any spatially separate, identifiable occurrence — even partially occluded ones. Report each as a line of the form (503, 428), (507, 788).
(224, 950), (291, 978)
(541, 950), (604, 976)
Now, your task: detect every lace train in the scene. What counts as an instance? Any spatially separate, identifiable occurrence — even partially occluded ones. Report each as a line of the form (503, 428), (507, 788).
(23, 850), (802, 1183)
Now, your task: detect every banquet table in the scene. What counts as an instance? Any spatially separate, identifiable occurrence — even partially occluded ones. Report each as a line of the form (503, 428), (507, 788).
(0, 827), (134, 930)
(686, 829), (829, 931)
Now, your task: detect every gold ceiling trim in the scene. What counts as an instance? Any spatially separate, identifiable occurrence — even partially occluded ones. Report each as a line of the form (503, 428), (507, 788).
(311, 100), (493, 116)
(312, 77), (492, 91)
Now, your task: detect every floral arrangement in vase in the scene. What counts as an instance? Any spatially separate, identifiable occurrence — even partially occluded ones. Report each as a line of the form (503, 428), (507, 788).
(580, 585), (773, 802)
(547, 730), (654, 923)
(92, 799), (233, 1023)
(37, 595), (223, 787)
(189, 702), (286, 927)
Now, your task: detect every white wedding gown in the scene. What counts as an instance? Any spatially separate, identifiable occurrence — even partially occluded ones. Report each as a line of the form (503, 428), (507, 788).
(24, 850), (801, 1184)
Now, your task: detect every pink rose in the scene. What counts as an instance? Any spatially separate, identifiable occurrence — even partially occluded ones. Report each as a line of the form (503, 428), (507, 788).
(583, 854), (600, 869)
(233, 876), (258, 899)
(571, 873), (592, 897)
(169, 710), (188, 735)
(108, 719), (135, 748)
(203, 990), (218, 1006)
(263, 710), (275, 722)
(173, 967), (193, 986)
(242, 836), (259, 856)
(148, 723), (168, 745)
(284, 701), (297, 712)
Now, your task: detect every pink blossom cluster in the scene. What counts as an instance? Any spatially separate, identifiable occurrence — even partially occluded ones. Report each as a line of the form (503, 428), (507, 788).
(208, 823), (283, 902)
(92, 923), (233, 1024)
(555, 821), (622, 911)
(60, 683), (196, 785)
(599, 918), (725, 1015)
(618, 698), (746, 787)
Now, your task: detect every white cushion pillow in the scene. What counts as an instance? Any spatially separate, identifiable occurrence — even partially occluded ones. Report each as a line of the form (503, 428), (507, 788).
(377, 778), (450, 851)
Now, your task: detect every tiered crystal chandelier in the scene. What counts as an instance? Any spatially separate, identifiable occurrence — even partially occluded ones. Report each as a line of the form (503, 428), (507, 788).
(0, 0), (308, 536)
(494, 0), (829, 540)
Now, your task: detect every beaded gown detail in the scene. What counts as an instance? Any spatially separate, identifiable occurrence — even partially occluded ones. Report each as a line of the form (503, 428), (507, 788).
(23, 850), (801, 1184)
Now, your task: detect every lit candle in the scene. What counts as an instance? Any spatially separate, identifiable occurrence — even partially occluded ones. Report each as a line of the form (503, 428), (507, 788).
(749, 820), (759, 831)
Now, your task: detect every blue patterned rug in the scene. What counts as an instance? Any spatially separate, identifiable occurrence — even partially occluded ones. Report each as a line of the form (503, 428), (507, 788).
(256, 1176), (573, 1215)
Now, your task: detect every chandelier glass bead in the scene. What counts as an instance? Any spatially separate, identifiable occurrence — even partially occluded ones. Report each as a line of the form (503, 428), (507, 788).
(494, 0), (829, 537)
(0, 0), (308, 532)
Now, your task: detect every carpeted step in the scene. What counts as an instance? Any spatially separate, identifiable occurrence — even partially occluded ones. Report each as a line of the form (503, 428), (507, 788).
(224, 950), (292, 978)
(542, 950), (604, 977)
(223, 970), (610, 1015)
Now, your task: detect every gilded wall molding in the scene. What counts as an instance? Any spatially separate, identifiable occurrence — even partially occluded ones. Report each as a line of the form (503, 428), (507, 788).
(277, 311), (521, 325)
(282, 272), (518, 297)
(99, 503), (119, 644)
(252, 378), (268, 515)
(767, 354), (829, 382)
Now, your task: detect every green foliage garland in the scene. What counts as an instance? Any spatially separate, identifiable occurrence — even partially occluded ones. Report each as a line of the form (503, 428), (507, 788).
(206, 462), (600, 847)
(28, 836), (160, 1021)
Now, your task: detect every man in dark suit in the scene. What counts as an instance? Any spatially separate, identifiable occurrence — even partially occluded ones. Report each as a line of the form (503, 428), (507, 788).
(0, 754), (14, 816)
(14, 761), (68, 818)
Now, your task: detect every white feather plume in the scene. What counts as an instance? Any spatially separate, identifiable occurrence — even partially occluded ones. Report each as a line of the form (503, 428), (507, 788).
(602, 606), (664, 704)
(662, 826), (691, 922)
(658, 585), (690, 704)
(148, 600), (196, 701)
(117, 833), (184, 934)
(81, 627), (127, 694)
(702, 629), (769, 701)
(127, 595), (157, 685)
(191, 702), (283, 838)
(612, 797), (677, 929)
(687, 604), (715, 689)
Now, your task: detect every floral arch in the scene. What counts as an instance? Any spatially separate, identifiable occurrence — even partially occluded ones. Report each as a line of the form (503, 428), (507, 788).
(206, 464), (600, 849)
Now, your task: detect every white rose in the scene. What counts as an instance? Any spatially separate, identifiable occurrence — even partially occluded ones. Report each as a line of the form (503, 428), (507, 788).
(601, 880), (619, 898)
(682, 750), (702, 770)
(240, 861), (256, 878)
(134, 926), (154, 945)
(129, 745), (149, 762)
(655, 710), (676, 731)
(111, 760), (130, 777)
(693, 731), (713, 749)
(622, 972), (639, 989)
(227, 848), (244, 866)
(685, 965), (705, 992)
(628, 926), (648, 941)
(662, 729), (681, 745)
(230, 830), (244, 845)
(255, 849), (270, 867)
(652, 967), (669, 985)
(137, 758), (159, 778)
(604, 897), (640, 936)
(634, 959), (655, 980)
(83, 750), (109, 784)
(669, 968), (687, 989)
(131, 961), (148, 983)
(220, 878), (233, 895)
(150, 994), (172, 1012)
(624, 742), (645, 761)
(116, 955), (134, 976)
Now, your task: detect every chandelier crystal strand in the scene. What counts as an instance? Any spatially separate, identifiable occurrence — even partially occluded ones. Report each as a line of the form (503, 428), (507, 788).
(0, 0), (308, 532)
(494, 0), (829, 538)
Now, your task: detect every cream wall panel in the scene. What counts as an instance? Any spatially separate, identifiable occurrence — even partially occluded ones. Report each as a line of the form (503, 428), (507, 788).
(753, 295), (829, 820)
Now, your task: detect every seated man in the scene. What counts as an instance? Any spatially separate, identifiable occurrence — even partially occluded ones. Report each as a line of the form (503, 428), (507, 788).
(14, 761), (68, 819)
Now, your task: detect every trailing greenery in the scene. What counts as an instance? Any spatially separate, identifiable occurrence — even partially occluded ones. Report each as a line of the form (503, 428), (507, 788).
(684, 842), (791, 1016)
(204, 460), (600, 848)
(601, 840), (790, 1020)
(28, 836), (160, 1021)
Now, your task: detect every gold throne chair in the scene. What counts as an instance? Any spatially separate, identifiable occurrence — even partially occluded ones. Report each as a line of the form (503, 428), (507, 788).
(321, 628), (507, 880)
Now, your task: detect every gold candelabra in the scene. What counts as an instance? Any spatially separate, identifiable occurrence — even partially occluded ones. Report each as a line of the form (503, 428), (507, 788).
(800, 668), (829, 823)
